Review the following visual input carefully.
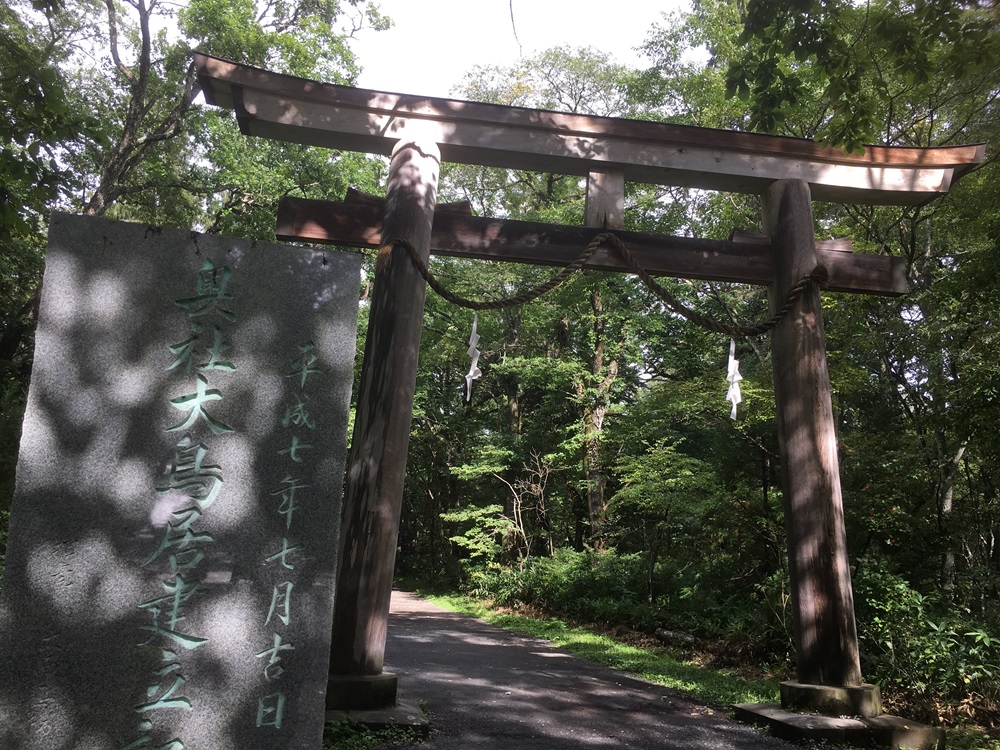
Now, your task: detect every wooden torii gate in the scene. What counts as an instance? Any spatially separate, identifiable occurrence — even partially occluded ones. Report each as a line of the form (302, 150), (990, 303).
(193, 54), (984, 720)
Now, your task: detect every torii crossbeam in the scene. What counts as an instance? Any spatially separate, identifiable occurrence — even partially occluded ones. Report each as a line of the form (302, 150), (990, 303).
(275, 192), (908, 295)
(194, 53), (984, 723)
(196, 54), (981, 205)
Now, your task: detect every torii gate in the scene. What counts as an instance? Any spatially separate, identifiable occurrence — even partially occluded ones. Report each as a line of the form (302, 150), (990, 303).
(193, 54), (983, 726)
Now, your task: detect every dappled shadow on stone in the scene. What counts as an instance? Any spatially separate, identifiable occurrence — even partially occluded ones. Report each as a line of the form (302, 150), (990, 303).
(0, 214), (360, 750)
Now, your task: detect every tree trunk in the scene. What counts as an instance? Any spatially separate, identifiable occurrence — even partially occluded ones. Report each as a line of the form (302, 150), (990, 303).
(580, 287), (618, 549)
(937, 435), (968, 593)
(86, 0), (198, 217)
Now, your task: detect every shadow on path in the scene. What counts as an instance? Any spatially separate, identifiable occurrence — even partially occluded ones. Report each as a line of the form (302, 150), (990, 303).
(384, 590), (795, 749)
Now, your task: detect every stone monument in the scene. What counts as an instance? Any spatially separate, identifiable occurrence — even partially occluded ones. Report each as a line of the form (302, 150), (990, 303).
(0, 213), (361, 749)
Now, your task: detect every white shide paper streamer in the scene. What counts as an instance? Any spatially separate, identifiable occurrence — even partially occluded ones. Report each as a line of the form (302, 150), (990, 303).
(465, 312), (482, 401)
(726, 337), (743, 420)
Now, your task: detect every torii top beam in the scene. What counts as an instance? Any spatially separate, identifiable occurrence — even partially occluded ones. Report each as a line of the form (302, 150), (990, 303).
(194, 54), (984, 206)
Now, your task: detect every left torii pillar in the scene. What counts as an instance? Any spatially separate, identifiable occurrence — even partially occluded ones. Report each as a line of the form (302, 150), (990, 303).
(327, 139), (440, 710)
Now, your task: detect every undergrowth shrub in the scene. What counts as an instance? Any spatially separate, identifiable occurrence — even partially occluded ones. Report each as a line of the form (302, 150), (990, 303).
(465, 548), (794, 657)
(466, 549), (659, 631)
(467, 563), (523, 607)
(854, 563), (1000, 726)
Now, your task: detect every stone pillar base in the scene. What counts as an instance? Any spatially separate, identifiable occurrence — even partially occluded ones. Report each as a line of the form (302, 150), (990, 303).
(326, 672), (398, 710)
(780, 680), (882, 718)
(734, 704), (944, 750)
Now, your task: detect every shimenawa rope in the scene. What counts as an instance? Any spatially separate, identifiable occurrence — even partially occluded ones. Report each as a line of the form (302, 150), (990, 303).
(382, 232), (827, 338)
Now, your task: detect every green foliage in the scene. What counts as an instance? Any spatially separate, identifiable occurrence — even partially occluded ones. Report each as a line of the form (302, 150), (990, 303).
(460, 545), (792, 655)
(522, 549), (657, 626)
(178, 0), (367, 82)
(0, 379), (28, 511)
(440, 504), (513, 562)
(724, 0), (1000, 148)
(323, 719), (425, 750)
(464, 563), (525, 607)
(634, 2), (752, 130)
(611, 437), (717, 524)
(946, 727), (1000, 750)
(0, 2), (89, 236)
(457, 46), (636, 117)
(462, 548), (654, 628)
(854, 564), (1000, 723)
(0, 2), (92, 388)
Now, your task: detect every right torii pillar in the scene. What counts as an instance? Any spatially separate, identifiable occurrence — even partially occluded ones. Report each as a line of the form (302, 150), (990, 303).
(764, 179), (881, 716)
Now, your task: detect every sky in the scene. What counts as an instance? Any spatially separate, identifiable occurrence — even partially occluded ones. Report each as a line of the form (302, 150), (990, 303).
(349, 0), (692, 100)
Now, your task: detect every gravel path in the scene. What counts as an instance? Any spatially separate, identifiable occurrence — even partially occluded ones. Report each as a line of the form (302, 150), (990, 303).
(383, 590), (796, 749)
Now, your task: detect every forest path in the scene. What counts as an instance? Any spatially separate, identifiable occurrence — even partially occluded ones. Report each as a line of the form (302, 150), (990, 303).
(382, 590), (795, 749)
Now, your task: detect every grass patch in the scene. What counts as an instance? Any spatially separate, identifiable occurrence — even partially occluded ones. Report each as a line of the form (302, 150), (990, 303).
(425, 592), (779, 707)
(944, 729), (1000, 750)
(323, 719), (425, 750)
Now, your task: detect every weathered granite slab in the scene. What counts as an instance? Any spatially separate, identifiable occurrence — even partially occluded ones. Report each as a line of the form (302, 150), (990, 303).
(734, 703), (946, 749)
(0, 213), (361, 750)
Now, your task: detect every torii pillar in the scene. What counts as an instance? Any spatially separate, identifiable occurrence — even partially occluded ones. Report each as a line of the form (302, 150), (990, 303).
(763, 179), (880, 716)
(325, 139), (439, 710)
